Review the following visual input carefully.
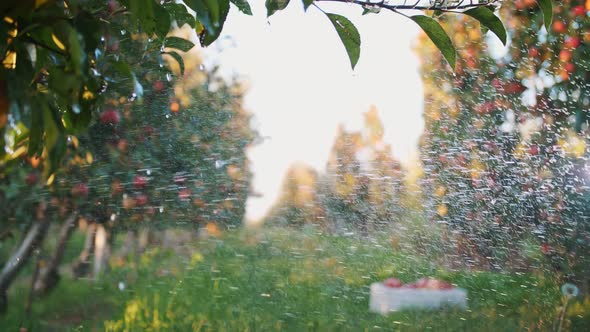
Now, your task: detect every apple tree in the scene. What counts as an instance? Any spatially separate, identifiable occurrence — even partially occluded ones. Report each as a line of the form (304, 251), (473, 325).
(418, 0), (590, 284)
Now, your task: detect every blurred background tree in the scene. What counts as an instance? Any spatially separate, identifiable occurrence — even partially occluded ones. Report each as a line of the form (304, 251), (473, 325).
(266, 107), (405, 234)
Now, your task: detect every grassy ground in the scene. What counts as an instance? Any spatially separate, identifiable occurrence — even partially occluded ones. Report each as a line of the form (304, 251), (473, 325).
(1, 227), (589, 331)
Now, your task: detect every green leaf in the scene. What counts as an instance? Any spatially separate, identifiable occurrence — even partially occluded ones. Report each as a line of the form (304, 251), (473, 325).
(74, 10), (102, 54)
(164, 51), (185, 76)
(201, 0), (230, 46)
(266, 0), (290, 17)
(42, 103), (61, 154)
(66, 26), (84, 75)
(538, 0), (553, 32)
(164, 36), (195, 52)
(302, 0), (313, 11)
(325, 13), (361, 69)
(230, 0), (252, 15)
(185, 0), (212, 34)
(464, 7), (506, 45)
(164, 3), (197, 28)
(65, 102), (92, 134)
(129, 0), (157, 34)
(28, 105), (43, 157)
(185, 0), (230, 45)
(411, 15), (456, 69)
(204, 0), (221, 26)
(154, 3), (172, 38)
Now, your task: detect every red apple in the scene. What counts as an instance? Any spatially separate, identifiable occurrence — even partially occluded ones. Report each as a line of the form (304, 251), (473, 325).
(572, 5), (586, 17)
(415, 278), (430, 289)
(135, 194), (148, 206)
(426, 278), (454, 290)
(133, 175), (148, 189)
(502, 81), (526, 95)
(564, 36), (581, 49)
(117, 139), (128, 152)
(25, 172), (39, 185)
(552, 21), (567, 33)
(559, 49), (572, 62)
(71, 183), (89, 197)
(383, 278), (403, 288)
(153, 80), (165, 93)
(476, 102), (495, 115)
(565, 62), (575, 73)
(99, 109), (120, 125)
(178, 188), (192, 200)
(528, 47), (539, 58)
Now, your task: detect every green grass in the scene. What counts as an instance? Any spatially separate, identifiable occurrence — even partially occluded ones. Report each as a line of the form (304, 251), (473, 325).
(2, 227), (589, 331)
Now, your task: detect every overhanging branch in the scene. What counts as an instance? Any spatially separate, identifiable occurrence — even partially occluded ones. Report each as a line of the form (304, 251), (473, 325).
(315, 0), (502, 12)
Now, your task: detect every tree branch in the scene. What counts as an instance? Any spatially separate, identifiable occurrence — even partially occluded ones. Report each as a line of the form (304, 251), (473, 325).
(315, 0), (501, 12)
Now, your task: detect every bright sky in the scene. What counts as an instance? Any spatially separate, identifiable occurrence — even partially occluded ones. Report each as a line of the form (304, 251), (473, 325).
(203, 1), (424, 222)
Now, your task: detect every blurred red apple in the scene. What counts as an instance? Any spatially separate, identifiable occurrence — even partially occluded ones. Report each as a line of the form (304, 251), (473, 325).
(415, 278), (429, 289)
(71, 183), (89, 197)
(117, 139), (128, 152)
(427, 278), (454, 290)
(133, 175), (148, 189)
(559, 49), (572, 62)
(572, 5), (586, 17)
(25, 172), (39, 185)
(178, 188), (192, 200)
(153, 80), (165, 93)
(383, 278), (403, 288)
(564, 36), (581, 49)
(552, 20), (567, 33)
(502, 81), (526, 95)
(100, 109), (120, 125)
(135, 194), (148, 206)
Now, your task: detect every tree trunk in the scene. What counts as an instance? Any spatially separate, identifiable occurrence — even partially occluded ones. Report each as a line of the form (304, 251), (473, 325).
(0, 207), (49, 314)
(34, 213), (78, 295)
(93, 224), (111, 278)
(72, 222), (96, 278)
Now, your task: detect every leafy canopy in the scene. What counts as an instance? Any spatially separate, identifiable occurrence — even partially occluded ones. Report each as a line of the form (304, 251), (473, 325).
(0, 0), (551, 176)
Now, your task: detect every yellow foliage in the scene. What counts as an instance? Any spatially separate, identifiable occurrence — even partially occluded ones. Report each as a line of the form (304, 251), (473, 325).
(51, 33), (66, 51)
(85, 151), (93, 164)
(437, 204), (448, 217)
(559, 131), (587, 158)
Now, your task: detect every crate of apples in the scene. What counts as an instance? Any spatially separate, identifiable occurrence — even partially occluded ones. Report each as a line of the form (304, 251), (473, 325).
(369, 277), (467, 314)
